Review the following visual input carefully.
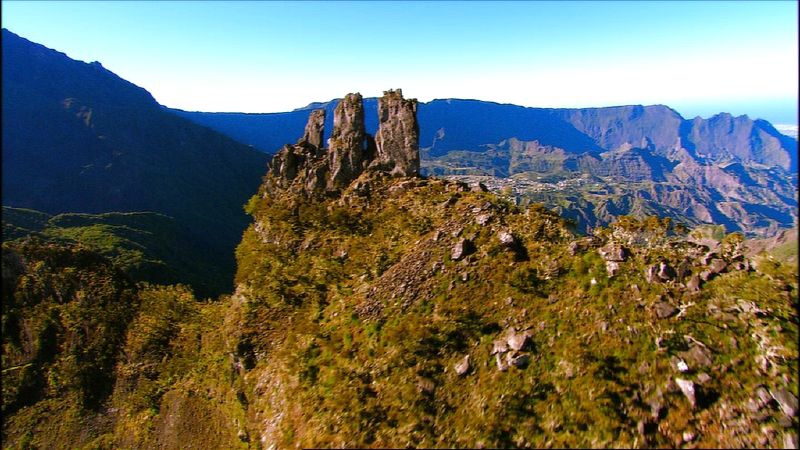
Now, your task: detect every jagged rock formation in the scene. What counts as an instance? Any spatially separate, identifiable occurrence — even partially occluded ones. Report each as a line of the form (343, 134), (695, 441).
(175, 98), (797, 237)
(300, 108), (325, 149)
(329, 93), (371, 190)
(372, 89), (420, 176)
(266, 90), (419, 196)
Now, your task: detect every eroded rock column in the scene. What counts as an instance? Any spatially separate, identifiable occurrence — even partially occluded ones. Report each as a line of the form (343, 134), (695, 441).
(373, 89), (420, 177)
(328, 93), (366, 190)
(299, 108), (325, 150)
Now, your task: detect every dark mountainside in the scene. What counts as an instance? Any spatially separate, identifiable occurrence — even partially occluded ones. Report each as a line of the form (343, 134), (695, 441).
(2, 206), (227, 291)
(172, 98), (798, 237)
(2, 89), (798, 449)
(1, 29), (270, 296)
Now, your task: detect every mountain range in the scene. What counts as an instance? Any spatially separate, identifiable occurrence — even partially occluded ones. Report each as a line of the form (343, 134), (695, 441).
(2, 29), (798, 449)
(173, 96), (798, 237)
(2, 28), (269, 296)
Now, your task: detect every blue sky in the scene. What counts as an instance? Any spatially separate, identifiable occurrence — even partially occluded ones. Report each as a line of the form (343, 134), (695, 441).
(2, 1), (798, 123)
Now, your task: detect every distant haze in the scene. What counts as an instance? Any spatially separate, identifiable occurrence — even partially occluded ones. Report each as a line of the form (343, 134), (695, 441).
(2, 1), (797, 124)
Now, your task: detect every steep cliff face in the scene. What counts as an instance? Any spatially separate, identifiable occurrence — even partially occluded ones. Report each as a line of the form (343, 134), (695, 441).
(265, 89), (420, 196)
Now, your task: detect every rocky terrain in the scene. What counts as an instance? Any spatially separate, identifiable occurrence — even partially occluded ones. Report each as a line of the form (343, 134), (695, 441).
(2, 89), (798, 449)
(265, 90), (418, 197)
(2, 26), (798, 449)
(231, 94), (798, 448)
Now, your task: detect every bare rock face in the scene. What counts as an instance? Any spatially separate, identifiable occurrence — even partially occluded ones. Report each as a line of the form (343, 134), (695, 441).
(328, 93), (367, 190)
(373, 89), (420, 177)
(300, 108), (325, 150)
(455, 354), (471, 376)
(265, 111), (330, 196)
(264, 89), (420, 197)
(598, 243), (628, 262)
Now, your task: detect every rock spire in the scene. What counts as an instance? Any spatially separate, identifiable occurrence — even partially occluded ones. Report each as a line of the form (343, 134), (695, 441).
(372, 89), (420, 177)
(265, 89), (420, 197)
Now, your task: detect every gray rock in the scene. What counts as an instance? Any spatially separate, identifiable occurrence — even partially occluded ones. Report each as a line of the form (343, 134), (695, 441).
(772, 387), (799, 417)
(756, 386), (774, 408)
(700, 252), (717, 265)
(657, 262), (676, 280)
(678, 345), (713, 370)
(299, 108), (325, 149)
(747, 398), (763, 413)
(567, 241), (580, 256)
(328, 93), (367, 190)
(455, 354), (471, 376)
(471, 182), (489, 192)
(730, 260), (749, 271)
(605, 260), (620, 277)
(686, 275), (701, 292)
(507, 331), (529, 351)
(498, 230), (517, 247)
(649, 398), (664, 419)
(785, 432), (799, 449)
(654, 302), (678, 319)
(506, 352), (530, 368)
(373, 89), (419, 177)
(708, 258), (728, 274)
(670, 356), (690, 373)
(491, 339), (509, 355)
(675, 378), (697, 408)
(645, 264), (659, 283)
(637, 420), (647, 436)
(697, 372), (712, 384)
(778, 413), (793, 428)
(495, 353), (508, 372)
(598, 243), (628, 262)
(451, 239), (476, 261)
(475, 213), (492, 226)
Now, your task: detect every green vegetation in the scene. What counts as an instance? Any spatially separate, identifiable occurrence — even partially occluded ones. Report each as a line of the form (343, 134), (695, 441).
(2, 175), (797, 449)
(2, 240), (247, 449)
(231, 173), (799, 448)
(3, 206), (228, 298)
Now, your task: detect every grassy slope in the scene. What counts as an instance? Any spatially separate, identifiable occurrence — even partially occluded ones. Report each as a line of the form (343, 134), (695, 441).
(2, 175), (797, 449)
(232, 172), (798, 448)
(3, 206), (227, 298)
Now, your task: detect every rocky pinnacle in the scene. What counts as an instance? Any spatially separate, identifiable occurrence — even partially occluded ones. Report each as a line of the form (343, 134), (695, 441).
(328, 93), (367, 190)
(299, 108), (325, 150)
(265, 89), (420, 197)
(373, 89), (420, 177)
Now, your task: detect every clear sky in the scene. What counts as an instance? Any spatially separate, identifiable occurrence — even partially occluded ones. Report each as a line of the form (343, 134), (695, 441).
(2, 1), (798, 123)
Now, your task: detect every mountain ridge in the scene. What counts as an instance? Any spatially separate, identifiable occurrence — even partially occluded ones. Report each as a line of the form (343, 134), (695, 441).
(2, 28), (270, 296)
(172, 96), (797, 236)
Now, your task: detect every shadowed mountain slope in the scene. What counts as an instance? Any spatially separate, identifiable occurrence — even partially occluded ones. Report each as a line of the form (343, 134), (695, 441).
(2, 29), (270, 295)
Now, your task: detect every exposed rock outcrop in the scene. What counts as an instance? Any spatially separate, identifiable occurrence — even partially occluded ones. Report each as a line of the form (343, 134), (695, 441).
(372, 89), (420, 177)
(265, 90), (420, 196)
(328, 93), (369, 190)
(300, 108), (325, 149)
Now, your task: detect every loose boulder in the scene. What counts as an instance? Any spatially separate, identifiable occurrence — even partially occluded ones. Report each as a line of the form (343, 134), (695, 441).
(455, 355), (471, 376)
